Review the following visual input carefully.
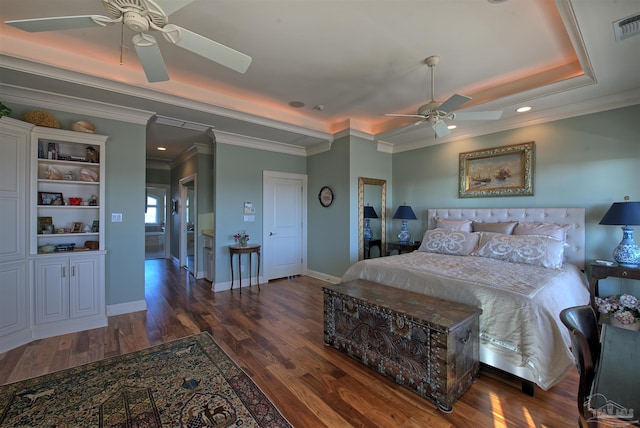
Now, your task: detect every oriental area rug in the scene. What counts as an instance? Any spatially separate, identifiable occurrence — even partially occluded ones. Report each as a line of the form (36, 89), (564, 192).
(0, 332), (291, 427)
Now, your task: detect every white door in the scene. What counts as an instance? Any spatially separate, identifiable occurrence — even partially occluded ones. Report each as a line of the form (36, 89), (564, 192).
(263, 171), (307, 281)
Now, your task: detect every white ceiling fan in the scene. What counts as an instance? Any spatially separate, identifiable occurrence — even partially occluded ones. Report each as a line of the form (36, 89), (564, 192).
(385, 55), (502, 138)
(4, 0), (252, 83)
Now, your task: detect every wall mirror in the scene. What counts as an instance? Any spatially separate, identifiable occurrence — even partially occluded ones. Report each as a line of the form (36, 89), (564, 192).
(358, 177), (386, 260)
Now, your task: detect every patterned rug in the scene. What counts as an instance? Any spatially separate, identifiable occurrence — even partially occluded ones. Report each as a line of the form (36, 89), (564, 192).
(0, 332), (291, 427)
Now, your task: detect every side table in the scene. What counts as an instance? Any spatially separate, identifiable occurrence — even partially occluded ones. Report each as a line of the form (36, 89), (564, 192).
(364, 239), (382, 259)
(386, 241), (421, 256)
(229, 244), (261, 293)
(588, 262), (640, 310)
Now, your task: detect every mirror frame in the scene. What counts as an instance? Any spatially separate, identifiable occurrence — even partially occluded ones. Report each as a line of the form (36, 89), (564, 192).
(358, 177), (386, 260)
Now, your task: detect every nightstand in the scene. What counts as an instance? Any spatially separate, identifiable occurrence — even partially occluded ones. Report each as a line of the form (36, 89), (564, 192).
(588, 262), (640, 310)
(364, 239), (382, 259)
(386, 241), (421, 256)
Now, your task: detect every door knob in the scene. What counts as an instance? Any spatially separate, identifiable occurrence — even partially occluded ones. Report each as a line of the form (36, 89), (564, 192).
(269, 232), (276, 236)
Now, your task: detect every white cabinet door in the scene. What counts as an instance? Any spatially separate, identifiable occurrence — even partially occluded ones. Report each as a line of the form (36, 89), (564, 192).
(70, 255), (100, 318)
(0, 261), (28, 336)
(0, 118), (28, 262)
(34, 257), (70, 324)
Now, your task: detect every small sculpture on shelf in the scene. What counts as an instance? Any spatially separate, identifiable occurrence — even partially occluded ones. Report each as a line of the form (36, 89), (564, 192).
(88, 194), (98, 206)
(86, 146), (99, 163)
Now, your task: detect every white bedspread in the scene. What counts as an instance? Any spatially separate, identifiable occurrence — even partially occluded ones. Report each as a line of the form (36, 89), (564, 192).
(341, 251), (590, 390)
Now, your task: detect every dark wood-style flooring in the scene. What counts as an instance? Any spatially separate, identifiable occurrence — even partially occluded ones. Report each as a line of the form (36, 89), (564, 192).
(0, 259), (580, 427)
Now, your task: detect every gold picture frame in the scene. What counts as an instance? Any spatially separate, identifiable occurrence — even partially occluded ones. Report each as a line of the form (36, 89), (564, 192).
(459, 142), (535, 198)
(71, 222), (83, 233)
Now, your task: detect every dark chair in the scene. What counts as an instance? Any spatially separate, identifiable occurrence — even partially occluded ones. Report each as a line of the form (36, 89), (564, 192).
(559, 305), (600, 428)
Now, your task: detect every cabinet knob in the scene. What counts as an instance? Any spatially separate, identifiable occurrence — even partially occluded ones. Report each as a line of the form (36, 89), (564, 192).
(622, 271), (628, 277)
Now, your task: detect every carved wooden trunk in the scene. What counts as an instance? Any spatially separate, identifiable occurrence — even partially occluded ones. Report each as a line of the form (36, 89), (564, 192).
(323, 279), (481, 412)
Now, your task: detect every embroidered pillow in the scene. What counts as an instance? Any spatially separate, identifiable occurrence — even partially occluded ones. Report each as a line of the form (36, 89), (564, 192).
(418, 229), (480, 256)
(513, 222), (571, 242)
(435, 217), (473, 232)
(471, 221), (518, 235)
(471, 232), (565, 269)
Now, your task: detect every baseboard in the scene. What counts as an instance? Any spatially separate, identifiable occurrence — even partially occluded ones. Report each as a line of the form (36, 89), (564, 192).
(106, 299), (148, 316)
(306, 269), (341, 284)
(31, 316), (108, 340)
(211, 276), (263, 293)
(0, 329), (33, 354)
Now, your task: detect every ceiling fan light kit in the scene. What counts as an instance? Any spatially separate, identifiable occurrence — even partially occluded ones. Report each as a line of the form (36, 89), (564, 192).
(385, 55), (503, 138)
(5, 0), (252, 82)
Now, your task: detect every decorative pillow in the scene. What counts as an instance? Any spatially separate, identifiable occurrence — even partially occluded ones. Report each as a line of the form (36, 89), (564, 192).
(513, 222), (570, 242)
(471, 232), (565, 269)
(418, 229), (480, 256)
(435, 217), (473, 232)
(471, 221), (518, 235)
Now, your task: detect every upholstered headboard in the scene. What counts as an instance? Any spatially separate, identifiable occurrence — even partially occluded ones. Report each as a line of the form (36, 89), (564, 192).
(427, 208), (586, 269)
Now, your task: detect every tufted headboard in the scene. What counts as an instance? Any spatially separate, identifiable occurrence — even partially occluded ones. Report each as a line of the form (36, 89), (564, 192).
(427, 208), (586, 270)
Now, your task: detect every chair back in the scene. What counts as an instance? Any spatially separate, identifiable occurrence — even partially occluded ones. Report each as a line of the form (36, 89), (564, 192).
(559, 305), (600, 368)
(559, 305), (600, 427)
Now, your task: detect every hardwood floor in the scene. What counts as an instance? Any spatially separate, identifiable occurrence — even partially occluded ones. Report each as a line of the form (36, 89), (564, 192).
(0, 259), (580, 427)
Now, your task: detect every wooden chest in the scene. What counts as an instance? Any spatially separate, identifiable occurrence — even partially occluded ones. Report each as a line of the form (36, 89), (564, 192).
(323, 279), (481, 412)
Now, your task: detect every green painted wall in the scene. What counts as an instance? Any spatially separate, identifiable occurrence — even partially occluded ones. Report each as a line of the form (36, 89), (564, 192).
(307, 137), (351, 277)
(213, 142), (306, 284)
(391, 104), (640, 267)
(9, 97), (639, 307)
(349, 135), (392, 262)
(146, 167), (170, 184)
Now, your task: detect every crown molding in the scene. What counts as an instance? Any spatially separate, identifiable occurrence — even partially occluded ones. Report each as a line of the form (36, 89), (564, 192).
(146, 160), (171, 170)
(0, 83), (153, 124)
(0, 54), (332, 140)
(214, 129), (308, 157)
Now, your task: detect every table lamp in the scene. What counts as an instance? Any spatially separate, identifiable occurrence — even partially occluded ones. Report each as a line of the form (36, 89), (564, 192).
(363, 205), (378, 241)
(392, 204), (417, 244)
(599, 197), (640, 268)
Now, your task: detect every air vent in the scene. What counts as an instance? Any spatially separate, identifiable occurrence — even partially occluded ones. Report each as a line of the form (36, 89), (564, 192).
(613, 13), (640, 42)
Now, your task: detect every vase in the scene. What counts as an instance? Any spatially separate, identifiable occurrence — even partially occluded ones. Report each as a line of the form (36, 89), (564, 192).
(611, 316), (640, 331)
(239, 237), (248, 246)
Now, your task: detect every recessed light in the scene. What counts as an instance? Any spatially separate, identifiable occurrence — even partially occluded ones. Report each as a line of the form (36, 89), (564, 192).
(516, 106), (532, 113)
(288, 101), (305, 108)
(447, 125), (457, 130)
(157, 146), (167, 151)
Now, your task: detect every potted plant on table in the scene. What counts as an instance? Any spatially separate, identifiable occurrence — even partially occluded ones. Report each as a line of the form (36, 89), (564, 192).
(234, 231), (250, 246)
(595, 294), (640, 330)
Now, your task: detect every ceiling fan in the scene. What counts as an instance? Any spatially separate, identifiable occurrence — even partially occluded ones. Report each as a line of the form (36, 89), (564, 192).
(4, 0), (252, 83)
(385, 55), (502, 138)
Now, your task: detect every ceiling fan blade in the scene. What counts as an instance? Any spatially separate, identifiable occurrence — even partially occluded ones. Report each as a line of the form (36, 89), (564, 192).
(155, 0), (196, 16)
(438, 94), (472, 113)
(162, 24), (252, 73)
(5, 15), (110, 32)
(133, 34), (169, 82)
(452, 111), (503, 120)
(385, 113), (426, 119)
(432, 120), (451, 138)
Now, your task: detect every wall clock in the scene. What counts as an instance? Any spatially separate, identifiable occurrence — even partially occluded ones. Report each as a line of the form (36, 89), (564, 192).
(318, 186), (334, 207)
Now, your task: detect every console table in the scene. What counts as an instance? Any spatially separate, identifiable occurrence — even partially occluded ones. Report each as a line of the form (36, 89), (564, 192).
(588, 324), (640, 426)
(588, 262), (640, 310)
(229, 244), (261, 293)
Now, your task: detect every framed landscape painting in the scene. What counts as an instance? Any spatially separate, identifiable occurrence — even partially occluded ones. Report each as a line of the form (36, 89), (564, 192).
(459, 142), (535, 198)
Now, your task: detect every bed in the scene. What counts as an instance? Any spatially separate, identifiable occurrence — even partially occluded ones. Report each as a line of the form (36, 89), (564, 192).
(342, 208), (590, 391)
